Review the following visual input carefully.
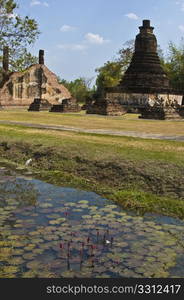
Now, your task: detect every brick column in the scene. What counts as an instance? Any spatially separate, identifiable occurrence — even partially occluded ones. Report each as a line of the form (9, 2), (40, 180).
(39, 50), (44, 65)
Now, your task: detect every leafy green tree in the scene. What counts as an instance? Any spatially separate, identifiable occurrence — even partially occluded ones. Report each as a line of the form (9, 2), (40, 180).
(162, 40), (184, 90)
(59, 77), (95, 103)
(0, 0), (40, 71)
(95, 61), (122, 93)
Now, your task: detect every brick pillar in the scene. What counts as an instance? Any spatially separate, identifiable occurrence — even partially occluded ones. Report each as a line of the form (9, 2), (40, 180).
(39, 49), (44, 65)
(3, 46), (9, 72)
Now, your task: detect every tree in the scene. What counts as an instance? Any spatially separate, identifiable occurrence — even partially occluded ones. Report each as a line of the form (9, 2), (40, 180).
(59, 77), (95, 103)
(95, 61), (122, 93)
(8, 48), (38, 71)
(95, 40), (134, 93)
(162, 40), (184, 90)
(118, 39), (134, 73)
(0, 0), (40, 71)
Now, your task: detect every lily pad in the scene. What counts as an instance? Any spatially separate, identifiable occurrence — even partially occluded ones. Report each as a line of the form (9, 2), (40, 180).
(39, 203), (53, 208)
(49, 218), (66, 225)
(2, 266), (19, 274)
(22, 271), (38, 278)
(26, 260), (44, 270)
(78, 200), (89, 204)
(47, 214), (61, 219)
(23, 253), (36, 260)
(9, 257), (25, 265)
(32, 248), (44, 255)
(82, 215), (92, 219)
(13, 249), (24, 256)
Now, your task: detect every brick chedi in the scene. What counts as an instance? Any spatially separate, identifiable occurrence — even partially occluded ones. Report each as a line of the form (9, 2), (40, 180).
(87, 20), (184, 119)
(120, 20), (169, 93)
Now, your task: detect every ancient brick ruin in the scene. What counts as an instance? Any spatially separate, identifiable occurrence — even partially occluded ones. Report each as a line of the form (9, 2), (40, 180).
(139, 97), (184, 120)
(86, 97), (126, 116)
(87, 20), (184, 119)
(28, 98), (52, 111)
(50, 98), (80, 113)
(0, 48), (80, 112)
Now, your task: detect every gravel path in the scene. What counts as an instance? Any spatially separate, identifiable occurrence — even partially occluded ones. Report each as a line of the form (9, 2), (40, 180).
(0, 120), (184, 141)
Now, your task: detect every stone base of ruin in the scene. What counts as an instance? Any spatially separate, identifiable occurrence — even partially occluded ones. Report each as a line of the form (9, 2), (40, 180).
(81, 104), (87, 110)
(86, 98), (127, 116)
(28, 98), (52, 111)
(105, 90), (183, 107)
(178, 106), (184, 117)
(139, 106), (183, 120)
(127, 107), (140, 113)
(50, 98), (81, 113)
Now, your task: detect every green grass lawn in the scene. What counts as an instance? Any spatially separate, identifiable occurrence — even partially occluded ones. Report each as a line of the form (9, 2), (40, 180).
(0, 110), (184, 136)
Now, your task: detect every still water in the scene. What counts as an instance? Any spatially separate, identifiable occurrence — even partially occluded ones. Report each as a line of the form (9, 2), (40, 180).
(0, 166), (184, 278)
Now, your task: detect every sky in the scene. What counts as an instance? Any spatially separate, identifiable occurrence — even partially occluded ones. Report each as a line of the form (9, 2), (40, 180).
(16, 0), (184, 84)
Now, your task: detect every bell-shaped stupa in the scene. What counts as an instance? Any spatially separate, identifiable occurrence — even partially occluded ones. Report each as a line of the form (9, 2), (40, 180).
(120, 20), (169, 92)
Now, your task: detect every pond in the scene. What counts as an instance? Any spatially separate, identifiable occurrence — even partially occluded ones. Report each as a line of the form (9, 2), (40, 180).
(0, 165), (184, 278)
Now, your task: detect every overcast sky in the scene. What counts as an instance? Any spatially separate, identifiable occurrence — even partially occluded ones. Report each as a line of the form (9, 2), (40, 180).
(17, 0), (184, 83)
